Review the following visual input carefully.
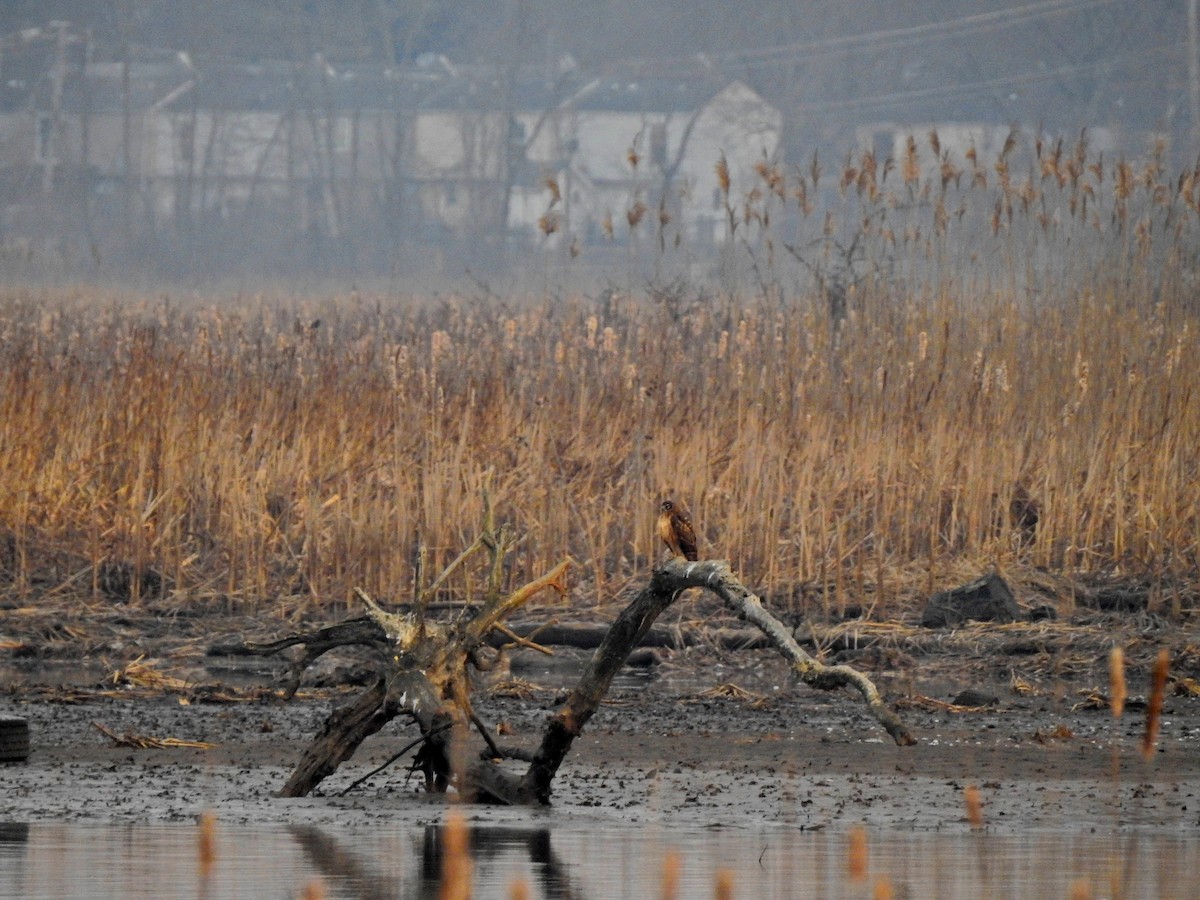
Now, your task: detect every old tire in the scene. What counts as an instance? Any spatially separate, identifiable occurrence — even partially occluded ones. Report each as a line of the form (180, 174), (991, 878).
(0, 716), (29, 762)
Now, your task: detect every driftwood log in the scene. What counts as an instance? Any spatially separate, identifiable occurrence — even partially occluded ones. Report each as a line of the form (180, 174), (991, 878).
(245, 549), (915, 805)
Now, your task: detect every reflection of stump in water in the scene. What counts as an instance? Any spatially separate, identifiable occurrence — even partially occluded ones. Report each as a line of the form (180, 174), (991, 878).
(245, 499), (915, 806)
(288, 821), (575, 899)
(419, 824), (573, 897)
(288, 825), (403, 898)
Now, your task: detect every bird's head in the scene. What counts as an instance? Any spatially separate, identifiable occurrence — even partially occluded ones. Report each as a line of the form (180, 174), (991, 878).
(660, 500), (674, 513)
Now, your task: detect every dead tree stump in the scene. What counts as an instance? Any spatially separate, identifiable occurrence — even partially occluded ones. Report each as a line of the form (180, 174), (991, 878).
(245, 550), (915, 805)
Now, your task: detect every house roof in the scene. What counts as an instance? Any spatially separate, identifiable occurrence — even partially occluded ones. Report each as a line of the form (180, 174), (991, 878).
(571, 76), (730, 113)
(10, 46), (773, 122)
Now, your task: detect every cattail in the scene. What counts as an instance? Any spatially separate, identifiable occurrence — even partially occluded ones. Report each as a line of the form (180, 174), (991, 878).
(440, 812), (472, 900)
(940, 156), (959, 190)
(197, 810), (217, 876)
(544, 175), (561, 206)
(714, 869), (734, 900)
(661, 851), (681, 900)
(715, 153), (731, 196)
(847, 826), (868, 882)
(626, 201), (647, 230)
(841, 157), (858, 192)
(1000, 127), (1017, 160)
(859, 149), (878, 197)
(873, 876), (895, 900)
(1109, 647), (1127, 717)
(300, 879), (328, 900)
(508, 879), (530, 900)
(538, 212), (559, 236)
(627, 146), (640, 170)
(1115, 158), (1133, 200)
(1142, 648), (1169, 761)
(902, 135), (919, 187)
(964, 784), (984, 828)
(794, 179), (810, 214)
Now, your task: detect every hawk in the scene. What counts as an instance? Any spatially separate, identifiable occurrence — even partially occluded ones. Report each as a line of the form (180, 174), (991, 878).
(657, 499), (698, 561)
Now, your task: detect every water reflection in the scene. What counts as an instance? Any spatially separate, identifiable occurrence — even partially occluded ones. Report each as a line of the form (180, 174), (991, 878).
(288, 823), (579, 899)
(0, 819), (1197, 899)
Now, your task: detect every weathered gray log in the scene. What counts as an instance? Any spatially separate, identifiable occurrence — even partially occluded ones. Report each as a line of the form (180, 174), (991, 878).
(487, 622), (772, 651)
(507, 558), (915, 805)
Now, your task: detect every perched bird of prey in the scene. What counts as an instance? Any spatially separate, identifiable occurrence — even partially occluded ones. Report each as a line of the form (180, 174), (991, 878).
(657, 499), (698, 561)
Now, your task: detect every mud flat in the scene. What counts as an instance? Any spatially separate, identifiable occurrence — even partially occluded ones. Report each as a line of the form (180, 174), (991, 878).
(2, 625), (1198, 834)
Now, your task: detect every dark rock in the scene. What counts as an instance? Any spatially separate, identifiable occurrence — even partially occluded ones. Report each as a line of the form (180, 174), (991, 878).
(953, 689), (999, 708)
(920, 572), (1021, 628)
(624, 648), (662, 668)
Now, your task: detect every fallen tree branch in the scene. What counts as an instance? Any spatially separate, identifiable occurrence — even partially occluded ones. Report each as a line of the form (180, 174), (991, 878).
(684, 559), (917, 747)
(511, 558), (915, 804)
(91, 720), (217, 751)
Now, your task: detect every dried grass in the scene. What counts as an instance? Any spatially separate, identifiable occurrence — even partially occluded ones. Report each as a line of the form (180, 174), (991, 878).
(92, 721), (217, 750)
(0, 134), (1197, 623)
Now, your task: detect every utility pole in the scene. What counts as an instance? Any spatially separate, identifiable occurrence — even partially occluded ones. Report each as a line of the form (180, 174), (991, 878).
(1190, 0), (1200, 153)
(43, 20), (69, 194)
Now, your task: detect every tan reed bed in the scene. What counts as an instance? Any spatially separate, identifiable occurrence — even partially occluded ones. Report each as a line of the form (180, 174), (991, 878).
(0, 133), (1197, 620)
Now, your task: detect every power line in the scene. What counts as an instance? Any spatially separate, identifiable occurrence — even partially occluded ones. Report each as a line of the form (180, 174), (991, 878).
(791, 42), (1185, 116)
(614, 0), (1122, 74)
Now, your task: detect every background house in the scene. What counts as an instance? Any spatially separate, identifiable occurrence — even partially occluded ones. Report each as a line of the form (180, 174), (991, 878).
(0, 5), (1181, 281)
(0, 32), (781, 275)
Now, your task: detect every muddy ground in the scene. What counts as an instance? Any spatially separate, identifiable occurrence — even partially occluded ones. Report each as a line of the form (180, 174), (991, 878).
(2, 599), (1199, 834)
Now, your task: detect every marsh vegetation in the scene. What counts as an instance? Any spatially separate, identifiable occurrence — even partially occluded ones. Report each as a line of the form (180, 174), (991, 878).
(1, 130), (1197, 624)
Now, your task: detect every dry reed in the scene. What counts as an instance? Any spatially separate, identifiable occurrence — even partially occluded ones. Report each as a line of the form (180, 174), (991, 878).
(714, 868), (734, 900)
(661, 851), (681, 900)
(439, 812), (471, 900)
(1142, 648), (1170, 760)
(847, 826), (868, 881)
(1109, 647), (1127, 718)
(964, 784), (984, 828)
(197, 810), (217, 876)
(0, 133), (1197, 620)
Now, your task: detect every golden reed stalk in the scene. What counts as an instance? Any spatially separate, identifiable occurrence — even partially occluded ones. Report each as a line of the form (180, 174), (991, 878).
(1142, 649), (1170, 761)
(439, 812), (472, 900)
(197, 810), (217, 877)
(847, 826), (869, 881)
(964, 784), (984, 829)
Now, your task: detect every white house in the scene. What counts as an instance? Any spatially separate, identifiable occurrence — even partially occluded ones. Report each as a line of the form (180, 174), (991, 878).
(0, 38), (782, 261)
(499, 76), (783, 247)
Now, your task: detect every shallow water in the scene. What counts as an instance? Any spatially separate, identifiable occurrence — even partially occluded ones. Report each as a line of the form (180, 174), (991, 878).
(1, 818), (1197, 899)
